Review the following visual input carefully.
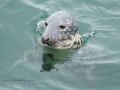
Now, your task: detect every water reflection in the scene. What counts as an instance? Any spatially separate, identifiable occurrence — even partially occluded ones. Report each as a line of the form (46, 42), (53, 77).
(41, 47), (74, 72)
(41, 52), (57, 72)
(12, 45), (76, 72)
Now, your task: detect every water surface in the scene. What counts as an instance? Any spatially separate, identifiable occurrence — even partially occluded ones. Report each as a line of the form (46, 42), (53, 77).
(0, 0), (120, 90)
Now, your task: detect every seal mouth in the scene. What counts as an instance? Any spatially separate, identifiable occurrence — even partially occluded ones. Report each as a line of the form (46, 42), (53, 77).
(42, 41), (53, 46)
(41, 38), (55, 47)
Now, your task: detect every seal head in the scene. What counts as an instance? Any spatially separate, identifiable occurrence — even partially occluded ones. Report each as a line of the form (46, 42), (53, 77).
(41, 11), (82, 49)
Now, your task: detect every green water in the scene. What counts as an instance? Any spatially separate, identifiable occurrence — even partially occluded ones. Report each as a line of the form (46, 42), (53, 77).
(0, 0), (120, 90)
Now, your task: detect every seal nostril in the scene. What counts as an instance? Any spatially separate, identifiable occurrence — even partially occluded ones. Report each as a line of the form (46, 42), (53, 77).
(46, 38), (49, 41)
(41, 37), (50, 45)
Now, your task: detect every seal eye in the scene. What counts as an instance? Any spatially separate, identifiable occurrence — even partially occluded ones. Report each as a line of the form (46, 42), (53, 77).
(45, 22), (48, 27)
(59, 25), (66, 29)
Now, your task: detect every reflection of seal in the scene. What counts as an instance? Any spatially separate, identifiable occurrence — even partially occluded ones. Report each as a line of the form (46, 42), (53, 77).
(41, 52), (55, 72)
(41, 11), (82, 49)
(40, 47), (74, 72)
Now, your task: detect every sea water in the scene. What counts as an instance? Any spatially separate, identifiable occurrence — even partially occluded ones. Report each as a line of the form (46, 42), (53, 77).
(0, 0), (120, 90)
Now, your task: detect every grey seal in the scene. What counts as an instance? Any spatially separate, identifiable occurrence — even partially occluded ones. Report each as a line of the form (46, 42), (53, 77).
(41, 11), (82, 49)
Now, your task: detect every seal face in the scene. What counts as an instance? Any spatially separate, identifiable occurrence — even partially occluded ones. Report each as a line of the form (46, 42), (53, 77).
(41, 11), (82, 49)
